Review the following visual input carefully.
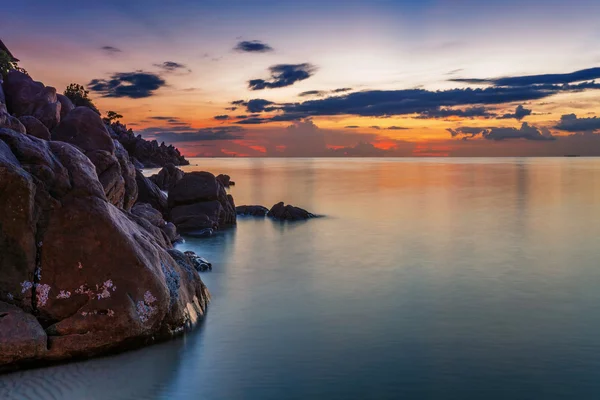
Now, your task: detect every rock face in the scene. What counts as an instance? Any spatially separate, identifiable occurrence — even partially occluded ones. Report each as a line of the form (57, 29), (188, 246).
(56, 94), (75, 120)
(236, 205), (269, 216)
(19, 116), (51, 140)
(2, 71), (61, 130)
(107, 121), (188, 167)
(150, 163), (185, 191)
(136, 169), (168, 216)
(168, 172), (236, 233)
(52, 107), (137, 210)
(0, 128), (209, 370)
(268, 202), (316, 221)
(131, 203), (181, 245)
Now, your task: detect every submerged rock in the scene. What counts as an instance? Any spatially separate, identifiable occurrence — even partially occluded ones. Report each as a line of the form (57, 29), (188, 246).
(268, 202), (317, 221)
(236, 205), (269, 217)
(0, 129), (209, 370)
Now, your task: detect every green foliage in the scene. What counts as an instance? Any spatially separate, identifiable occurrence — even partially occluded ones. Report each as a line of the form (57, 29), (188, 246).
(0, 50), (27, 78)
(64, 83), (100, 115)
(103, 110), (123, 124)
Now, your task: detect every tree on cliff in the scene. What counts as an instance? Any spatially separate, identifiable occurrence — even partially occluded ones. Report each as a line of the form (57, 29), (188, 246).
(103, 110), (123, 124)
(0, 50), (27, 78)
(64, 83), (100, 115)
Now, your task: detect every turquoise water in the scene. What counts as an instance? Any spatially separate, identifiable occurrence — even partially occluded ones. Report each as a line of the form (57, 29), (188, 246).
(3, 158), (600, 399)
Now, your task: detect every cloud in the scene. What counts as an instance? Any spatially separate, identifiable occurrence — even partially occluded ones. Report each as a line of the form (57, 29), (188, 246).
(299, 90), (326, 97)
(148, 116), (179, 121)
(231, 99), (278, 113)
(214, 115), (230, 121)
(153, 61), (191, 73)
(248, 63), (316, 90)
(234, 40), (274, 53)
(345, 125), (360, 129)
(555, 114), (600, 132)
(328, 142), (388, 157)
(387, 126), (409, 130)
(101, 46), (122, 54)
(448, 123), (555, 141)
(332, 88), (353, 93)
(498, 105), (532, 120)
(416, 106), (495, 119)
(88, 72), (166, 98)
(272, 76), (600, 119)
(451, 67), (600, 86)
(141, 125), (245, 143)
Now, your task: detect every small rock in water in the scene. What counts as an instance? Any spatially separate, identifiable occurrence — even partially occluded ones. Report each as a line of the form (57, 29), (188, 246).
(268, 202), (317, 221)
(184, 251), (212, 271)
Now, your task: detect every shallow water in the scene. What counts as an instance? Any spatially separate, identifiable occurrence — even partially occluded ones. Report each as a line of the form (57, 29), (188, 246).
(3, 158), (600, 400)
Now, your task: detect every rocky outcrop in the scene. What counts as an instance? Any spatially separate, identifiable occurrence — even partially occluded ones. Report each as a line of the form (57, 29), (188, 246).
(150, 163), (184, 191)
(0, 112), (25, 134)
(236, 205), (269, 216)
(216, 174), (235, 188)
(168, 250), (212, 272)
(0, 128), (209, 370)
(131, 203), (181, 245)
(52, 107), (137, 210)
(168, 172), (236, 233)
(107, 121), (188, 167)
(2, 71), (61, 130)
(268, 202), (316, 221)
(135, 169), (168, 216)
(19, 116), (51, 140)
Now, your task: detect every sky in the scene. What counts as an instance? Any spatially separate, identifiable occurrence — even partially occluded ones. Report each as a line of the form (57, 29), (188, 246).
(3, 0), (600, 157)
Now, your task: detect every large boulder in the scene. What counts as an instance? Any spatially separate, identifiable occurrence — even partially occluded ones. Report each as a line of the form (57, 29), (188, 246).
(19, 116), (51, 140)
(168, 172), (236, 233)
(216, 174), (234, 188)
(150, 163), (184, 191)
(2, 70), (61, 130)
(268, 202), (316, 221)
(136, 169), (168, 216)
(53, 107), (136, 210)
(0, 128), (209, 369)
(0, 112), (26, 134)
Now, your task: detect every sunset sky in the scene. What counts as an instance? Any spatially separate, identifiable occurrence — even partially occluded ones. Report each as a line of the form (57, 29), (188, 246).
(4, 0), (600, 156)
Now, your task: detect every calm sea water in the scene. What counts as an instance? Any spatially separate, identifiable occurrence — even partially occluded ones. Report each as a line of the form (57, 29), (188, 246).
(2, 158), (600, 400)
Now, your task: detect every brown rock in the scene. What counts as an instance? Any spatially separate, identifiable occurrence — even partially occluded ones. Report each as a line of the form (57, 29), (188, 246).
(19, 115), (51, 140)
(52, 107), (114, 154)
(0, 302), (47, 366)
(136, 169), (168, 215)
(0, 129), (210, 368)
(268, 202), (317, 221)
(3, 71), (61, 129)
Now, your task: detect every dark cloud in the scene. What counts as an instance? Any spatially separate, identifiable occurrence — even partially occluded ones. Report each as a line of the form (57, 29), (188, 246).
(299, 90), (326, 97)
(274, 78), (600, 119)
(555, 114), (600, 132)
(141, 125), (244, 142)
(101, 46), (122, 54)
(235, 118), (265, 125)
(332, 88), (353, 93)
(345, 125), (360, 129)
(232, 99), (278, 113)
(387, 126), (409, 130)
(214, 115), (230, 121)
(249, 63), (316, 90)
(148, 116), (179, 121)
(234, 40), (274, 53)
(225, 107), (238, 111)
(154, 61), (191, 73)
(88, 72), (166, 98)
(451, 67), (600, 86)
(416, 106), (495, 119)
(448, 123), (555, 141)
(498, 105), (532, 120)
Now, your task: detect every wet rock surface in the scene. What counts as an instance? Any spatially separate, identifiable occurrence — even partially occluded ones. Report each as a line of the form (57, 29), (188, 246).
(268, 202), (317, 221)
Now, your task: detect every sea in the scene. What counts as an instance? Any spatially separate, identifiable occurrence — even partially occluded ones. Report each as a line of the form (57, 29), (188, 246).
(2, 157), (600, 400)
